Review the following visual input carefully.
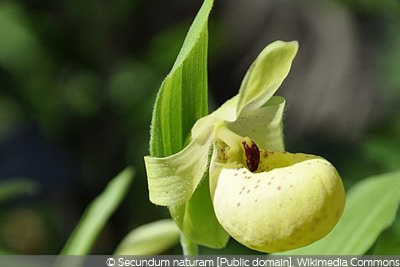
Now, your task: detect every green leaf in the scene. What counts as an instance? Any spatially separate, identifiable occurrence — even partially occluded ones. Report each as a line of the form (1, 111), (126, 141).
(114, 219), (180, 255)
(276, 170), (400, 255)
(145, 0), (218, 251)
(60, 167), (134, 255)
(169, 176), (229, 248)
(237, 41), (298, 116)
(0, 178), (39, 203)
(149, 0), (213, 157)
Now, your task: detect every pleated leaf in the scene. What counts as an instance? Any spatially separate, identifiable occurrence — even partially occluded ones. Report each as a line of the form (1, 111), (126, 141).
(145, 0), (225, 249)
(149, 0), (212, 157)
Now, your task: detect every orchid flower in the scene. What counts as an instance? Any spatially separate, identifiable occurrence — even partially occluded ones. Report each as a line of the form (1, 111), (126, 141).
(144, 40), (345, 253)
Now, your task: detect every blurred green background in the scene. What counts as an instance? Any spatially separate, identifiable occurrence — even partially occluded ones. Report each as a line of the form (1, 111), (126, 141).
(0, 0), (399, 254)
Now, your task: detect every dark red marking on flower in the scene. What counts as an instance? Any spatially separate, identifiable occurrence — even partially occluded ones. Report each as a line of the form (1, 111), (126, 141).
(242, 139), (260, 172)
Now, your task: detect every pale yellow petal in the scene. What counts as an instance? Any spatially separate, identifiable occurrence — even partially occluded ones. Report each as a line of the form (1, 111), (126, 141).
(213, 152), (345, 252)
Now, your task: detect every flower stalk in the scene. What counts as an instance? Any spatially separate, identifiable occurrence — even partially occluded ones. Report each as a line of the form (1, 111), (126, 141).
(180, 233), (198, 256)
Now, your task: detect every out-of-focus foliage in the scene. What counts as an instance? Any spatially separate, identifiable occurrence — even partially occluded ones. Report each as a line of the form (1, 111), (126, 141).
(0, 0), (185, 253)
(0, 179), (39, 203)
(61, 167), (134, 255)
(114, 219), (180, 255)
(0, 0), (399, 254)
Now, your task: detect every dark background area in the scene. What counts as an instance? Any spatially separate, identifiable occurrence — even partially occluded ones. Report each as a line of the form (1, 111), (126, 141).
(0, 0), (399, 254)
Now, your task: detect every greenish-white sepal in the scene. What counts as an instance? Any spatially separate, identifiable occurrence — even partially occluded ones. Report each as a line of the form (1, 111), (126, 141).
(144, 136), (212, 206)
(228, 96), (286, 151)
(236, 40), (298, 115)
(191, 114), (220, 142)
(114, 219), (180, 255)
(209, 95), (239, 122)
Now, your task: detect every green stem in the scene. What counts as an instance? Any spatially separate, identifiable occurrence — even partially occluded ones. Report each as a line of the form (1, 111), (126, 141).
(180, 233), (198, 255)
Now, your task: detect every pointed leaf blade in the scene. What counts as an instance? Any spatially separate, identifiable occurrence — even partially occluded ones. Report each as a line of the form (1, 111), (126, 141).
(149, 0), (213, 157)
(60, 167), (135, 255)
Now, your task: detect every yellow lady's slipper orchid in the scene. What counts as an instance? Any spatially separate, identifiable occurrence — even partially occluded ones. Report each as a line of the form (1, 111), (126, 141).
(145, 40), (346, 251)
(212, 137), (345, 252)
